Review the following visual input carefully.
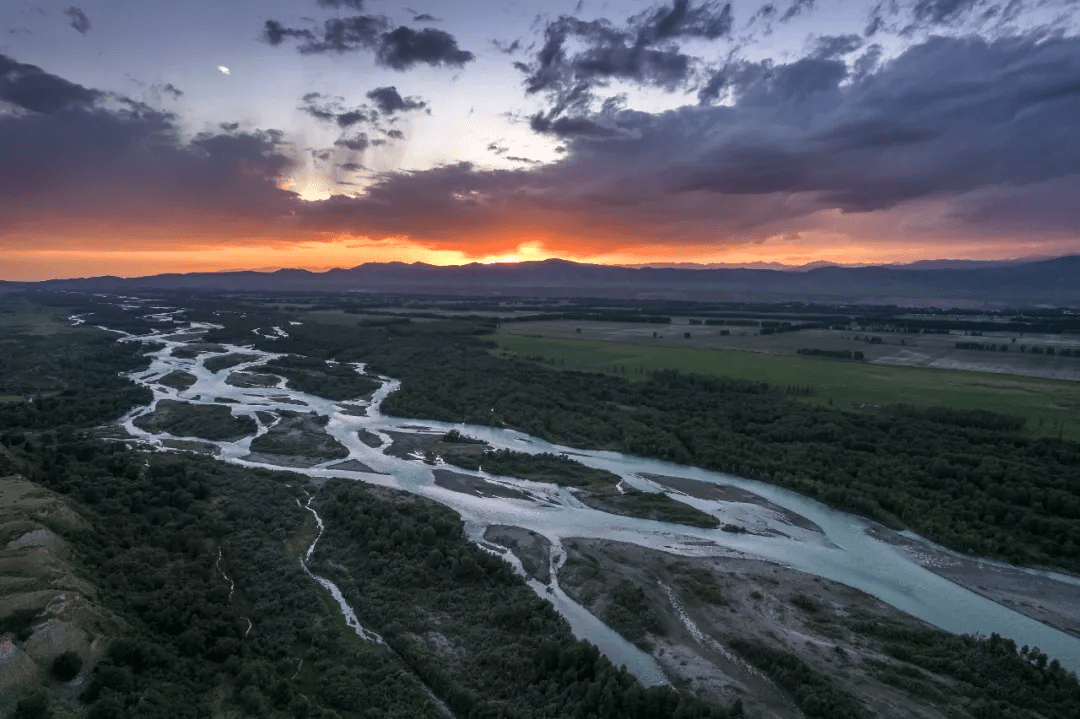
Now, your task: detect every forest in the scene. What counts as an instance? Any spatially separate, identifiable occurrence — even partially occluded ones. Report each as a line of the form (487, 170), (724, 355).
(222, 315), (1080, 573)
(1, 295), (742, 718)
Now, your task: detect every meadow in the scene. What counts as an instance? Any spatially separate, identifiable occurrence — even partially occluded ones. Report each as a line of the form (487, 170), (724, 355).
(493, 328), (1080, 441)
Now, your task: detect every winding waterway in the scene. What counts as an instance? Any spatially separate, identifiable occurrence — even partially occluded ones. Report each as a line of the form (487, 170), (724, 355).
(115, 321), (1080, 682)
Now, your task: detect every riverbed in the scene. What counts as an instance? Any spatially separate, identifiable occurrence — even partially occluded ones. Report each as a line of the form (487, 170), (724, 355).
(115, 321), (1080, 681)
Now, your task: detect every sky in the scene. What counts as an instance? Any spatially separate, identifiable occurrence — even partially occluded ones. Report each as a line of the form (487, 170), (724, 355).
(1, 0), (1079, 280)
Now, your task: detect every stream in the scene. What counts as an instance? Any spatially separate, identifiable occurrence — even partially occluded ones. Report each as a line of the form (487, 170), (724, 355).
(114, 321), (1080, 683)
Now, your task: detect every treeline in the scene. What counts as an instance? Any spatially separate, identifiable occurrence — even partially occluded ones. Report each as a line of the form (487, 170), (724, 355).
(0, 327), (152, 432)
(508, 311), (672, 324)
(797, 348), (866, 360)
(955, 341), (1080, 356)
(956, 341), (1011, 351)
(853, 623), (1080, 718)
(241, 319), (1080, 572)
(886, 405), (1028, 432)
(701, 318), (808, 334)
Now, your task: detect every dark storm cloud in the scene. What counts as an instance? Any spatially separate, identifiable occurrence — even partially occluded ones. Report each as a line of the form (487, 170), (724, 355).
(492, 39), (522, 54)
(300, 93), (372, 127)
(863, 0), (1065, 35)
(663, 34), (1080, 215)
(300, 16), (386, 53)
(64, 7), (91, 35)
(262, 10), (472, 70)
(366, 86), (426, 114)
(299, 92), (338, 122)
(0, 55), (295, 242)
(811, 34), (864, 59)
(335, 133), (370, 151)
(316, 0), (366, 9)
(162, 83), (183, 98)
(519, 1), (733, 127)
(6, 33), (1080, 253)
(303, 32), (1080, 245)
(262, 20), (316, 46)
(910, 0), (983, 24)
(376, 27), (474, 69)
(335, 110), (368, 127)
(0, 53), (101, 113)
(629, 0), (735, 42)
(529, 113), (622, 138)
(780, 0), (816, 21)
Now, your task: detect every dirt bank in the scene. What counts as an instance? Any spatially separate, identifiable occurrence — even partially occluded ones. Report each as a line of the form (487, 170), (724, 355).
(641, 473), (824, 534)
(558, 538), (973, 719)
(484, 525), (552, 583)
(868, 526), (1080, 639)
(433, 470), (529, 501)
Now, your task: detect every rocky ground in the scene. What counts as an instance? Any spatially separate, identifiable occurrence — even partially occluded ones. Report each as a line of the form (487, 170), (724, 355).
(868, 526), (1080, 639)
(0, 477), (117, 716)
(557, 538), (978, 719)
(433, 470), (530, 500)
(483, 525), (552, 583)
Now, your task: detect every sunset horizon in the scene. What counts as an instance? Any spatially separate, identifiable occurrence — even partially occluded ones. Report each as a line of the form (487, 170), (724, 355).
(3, 0), (1079, 282)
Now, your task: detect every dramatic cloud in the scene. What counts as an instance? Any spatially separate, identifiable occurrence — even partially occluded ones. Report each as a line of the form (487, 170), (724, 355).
(3, 31), (1079, 262)
(811, 34), (864, 59)
(0, 53), (296, 246)
(863, 0), (1074, 35)
(162, 83), (184, 98)
(316, 0), (366, 9)
(376, 27), (474, 69)
(64, 6), (91, 35)
(0, 53), (101, 113)
(335, 133), (370, 151)
(298, 16), (386, 53)
(307, 33), (1080, 250)
(519, 1), (734, 126)
(262, 20), (316, 47)
(366, 86), (426, 114)
(262, 10), (473, 70)
(300, 93), (371, 127)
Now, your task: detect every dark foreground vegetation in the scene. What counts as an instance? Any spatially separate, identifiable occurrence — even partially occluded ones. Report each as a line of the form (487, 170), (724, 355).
(313, 481), (738, 719)
(203, 311), (1080, 573)
(1, 294), (741, 718)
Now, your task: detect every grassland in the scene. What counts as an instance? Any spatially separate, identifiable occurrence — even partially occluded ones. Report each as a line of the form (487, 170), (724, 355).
(493, 331), (1080, 441)
(0, 297), (76, 336)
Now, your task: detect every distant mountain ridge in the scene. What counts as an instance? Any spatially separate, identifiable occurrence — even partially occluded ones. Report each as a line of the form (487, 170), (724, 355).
(6, 255), (1080, 306)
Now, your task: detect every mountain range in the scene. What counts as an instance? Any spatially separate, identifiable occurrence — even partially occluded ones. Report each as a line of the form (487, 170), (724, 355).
(6, 256), (1080, 307)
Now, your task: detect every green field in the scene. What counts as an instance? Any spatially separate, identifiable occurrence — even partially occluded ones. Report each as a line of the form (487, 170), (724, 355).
(0, 297), (76, 335)
(493, 332), (1080, 441)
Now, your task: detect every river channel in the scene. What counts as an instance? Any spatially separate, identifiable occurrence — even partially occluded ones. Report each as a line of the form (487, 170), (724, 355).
(115, 322), (1080, 682)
